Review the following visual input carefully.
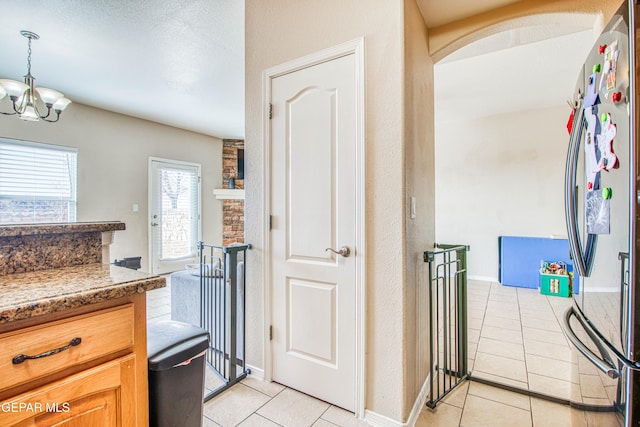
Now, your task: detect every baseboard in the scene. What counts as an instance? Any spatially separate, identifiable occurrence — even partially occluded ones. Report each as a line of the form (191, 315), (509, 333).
(363, 374), (430, 427)
(406, 374), (430, 426)
(468, 275), (497, 282)
(363, 409), (405, 427)
(246, 364), (264, 380)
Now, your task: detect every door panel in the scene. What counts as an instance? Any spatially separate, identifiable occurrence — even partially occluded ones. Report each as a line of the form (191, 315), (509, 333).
(288, 88), (337, 262)
(574, 11), (630, 354)
(288, 278), (337, 365)
(271, 53), (356, 410)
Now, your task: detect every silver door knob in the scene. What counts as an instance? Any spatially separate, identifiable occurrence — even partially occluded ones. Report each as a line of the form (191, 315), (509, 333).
(325, 246), (351, 258)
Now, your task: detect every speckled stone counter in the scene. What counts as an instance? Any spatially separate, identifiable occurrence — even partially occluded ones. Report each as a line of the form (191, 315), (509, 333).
(0, 263), (165, 323)
(0, 222), (126, 276)
(0, 222), (126, 238)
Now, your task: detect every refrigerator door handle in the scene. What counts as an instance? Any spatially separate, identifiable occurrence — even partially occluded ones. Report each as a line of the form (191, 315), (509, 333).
(563, 105), (598, 277)
(562, 306), (620, 378)
(563, 306), (640, 377)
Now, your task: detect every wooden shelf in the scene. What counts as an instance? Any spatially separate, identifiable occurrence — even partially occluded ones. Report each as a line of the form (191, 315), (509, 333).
(213, 189), (245, 200)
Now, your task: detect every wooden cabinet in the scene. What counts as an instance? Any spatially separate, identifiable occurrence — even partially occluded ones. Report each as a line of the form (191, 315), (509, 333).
(4, 355), (136, 426)
(0, 295), (148, 427)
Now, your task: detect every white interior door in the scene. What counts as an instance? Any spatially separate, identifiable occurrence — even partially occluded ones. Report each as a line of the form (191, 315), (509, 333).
(149, 158), (201, 274)
(270, 53), (357, 410)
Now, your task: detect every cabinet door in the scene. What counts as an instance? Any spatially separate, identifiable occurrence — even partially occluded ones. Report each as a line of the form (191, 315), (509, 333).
(1, 355), (137, 427)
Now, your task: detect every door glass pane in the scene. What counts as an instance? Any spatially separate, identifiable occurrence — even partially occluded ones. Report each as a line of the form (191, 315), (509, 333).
(159, 166), (198, 260)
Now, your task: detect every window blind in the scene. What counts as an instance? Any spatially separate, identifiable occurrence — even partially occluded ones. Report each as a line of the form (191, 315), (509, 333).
(0, 138), (78, 224)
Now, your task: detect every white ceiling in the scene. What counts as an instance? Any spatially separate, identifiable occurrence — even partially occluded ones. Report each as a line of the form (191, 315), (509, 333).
(1, 0), (244, 139)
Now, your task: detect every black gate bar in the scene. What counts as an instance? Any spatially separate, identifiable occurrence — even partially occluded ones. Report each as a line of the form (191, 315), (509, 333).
(199, 242), (251, 401)
(425, 243), (469, 408)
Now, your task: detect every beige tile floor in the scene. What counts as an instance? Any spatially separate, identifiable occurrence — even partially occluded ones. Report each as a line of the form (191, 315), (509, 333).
(416, 377), (621, 427)
(466, 280), (618, 406)
(197, 375), (621, 427)
(146, 276), (622, 426)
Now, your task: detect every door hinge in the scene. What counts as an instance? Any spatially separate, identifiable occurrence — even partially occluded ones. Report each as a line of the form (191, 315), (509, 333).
(268, 103), (273, 120)
(269, 215), (273, 230)
(269, 325), (273, 341)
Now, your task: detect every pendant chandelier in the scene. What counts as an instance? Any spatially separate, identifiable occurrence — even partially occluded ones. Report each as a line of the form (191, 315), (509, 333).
(0, 30), (71, 122)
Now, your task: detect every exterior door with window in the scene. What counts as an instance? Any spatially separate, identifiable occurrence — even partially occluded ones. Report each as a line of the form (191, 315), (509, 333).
(149, 158), (201, 274)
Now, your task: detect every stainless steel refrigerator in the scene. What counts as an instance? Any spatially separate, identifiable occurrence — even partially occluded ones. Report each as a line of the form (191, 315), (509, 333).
(562, 2), (640, 425)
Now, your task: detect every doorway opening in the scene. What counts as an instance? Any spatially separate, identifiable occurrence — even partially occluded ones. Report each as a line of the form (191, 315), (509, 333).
(434, 23), (619, 407)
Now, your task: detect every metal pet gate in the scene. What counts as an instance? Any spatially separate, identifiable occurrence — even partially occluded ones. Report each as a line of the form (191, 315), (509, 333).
(424, 244), (469, 408)
(199, 242), (251, 401)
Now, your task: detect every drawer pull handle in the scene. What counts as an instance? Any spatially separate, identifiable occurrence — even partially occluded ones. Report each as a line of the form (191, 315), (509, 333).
(12, 337), (82, 365)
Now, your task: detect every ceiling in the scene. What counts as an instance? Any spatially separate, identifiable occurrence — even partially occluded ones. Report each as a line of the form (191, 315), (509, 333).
(1, 1), (597, 139)
(1, 0), (244, 139)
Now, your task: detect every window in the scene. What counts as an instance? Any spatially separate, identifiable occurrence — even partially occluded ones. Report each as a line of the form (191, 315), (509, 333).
(237, 148), (244, 179)
(0, 138), (78, 224)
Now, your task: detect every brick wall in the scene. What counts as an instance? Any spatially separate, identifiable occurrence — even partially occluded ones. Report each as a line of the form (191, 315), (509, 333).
(222, 139), (245, 246)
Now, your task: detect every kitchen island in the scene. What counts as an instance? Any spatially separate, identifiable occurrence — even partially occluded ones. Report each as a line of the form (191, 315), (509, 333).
(0, 222), (165, 426)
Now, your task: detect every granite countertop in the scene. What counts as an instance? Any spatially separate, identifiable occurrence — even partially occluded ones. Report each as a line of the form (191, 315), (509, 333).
(0, 221), (126, 238)
(0, 263), (165, 323)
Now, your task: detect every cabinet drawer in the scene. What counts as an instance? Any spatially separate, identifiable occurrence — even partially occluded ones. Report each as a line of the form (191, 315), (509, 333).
(0, 304), (134, 392)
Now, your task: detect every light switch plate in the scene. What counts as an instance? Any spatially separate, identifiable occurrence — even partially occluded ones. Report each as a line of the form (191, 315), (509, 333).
(410, 197), (416, 219)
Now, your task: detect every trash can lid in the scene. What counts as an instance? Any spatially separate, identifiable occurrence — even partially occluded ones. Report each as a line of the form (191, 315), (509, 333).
(147, 320), (210, 371)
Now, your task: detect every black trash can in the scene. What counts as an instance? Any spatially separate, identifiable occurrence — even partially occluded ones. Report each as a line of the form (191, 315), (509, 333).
(147, 320), (209, 427)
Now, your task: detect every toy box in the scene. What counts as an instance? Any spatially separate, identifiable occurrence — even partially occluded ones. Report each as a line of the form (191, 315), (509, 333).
(539, 261), (572, 298)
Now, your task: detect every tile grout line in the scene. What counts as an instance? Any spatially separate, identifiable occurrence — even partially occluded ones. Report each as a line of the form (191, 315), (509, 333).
(515, 285), (532, 395)
(202, 382), (281, 427)
(311, 403), (333, 427)
(456, 378), (470, 426)
(247, 384), (289, 426)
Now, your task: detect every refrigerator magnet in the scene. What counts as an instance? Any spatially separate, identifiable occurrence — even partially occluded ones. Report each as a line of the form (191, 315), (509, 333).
(584, 73), (601, 108)
(584, 106), (600, 188)
(586, 190), (611, 235)
(594, 113), (619, 172)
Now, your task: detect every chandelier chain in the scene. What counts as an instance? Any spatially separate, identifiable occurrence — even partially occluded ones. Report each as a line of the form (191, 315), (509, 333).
(26, 36), (32, 76)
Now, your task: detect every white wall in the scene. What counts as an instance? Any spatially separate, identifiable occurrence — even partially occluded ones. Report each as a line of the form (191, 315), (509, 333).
(0, 102), (223, 272)
(435, 105), (569, 281)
